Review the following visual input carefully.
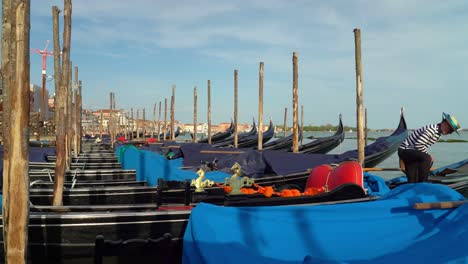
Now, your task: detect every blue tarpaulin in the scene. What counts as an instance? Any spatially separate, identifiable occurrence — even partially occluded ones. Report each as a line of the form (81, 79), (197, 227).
(364, 172), (391, 196)
(183, 183), (468, 264)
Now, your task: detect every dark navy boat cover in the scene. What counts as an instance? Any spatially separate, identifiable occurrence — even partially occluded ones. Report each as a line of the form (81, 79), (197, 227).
(180, 143), (266, 178)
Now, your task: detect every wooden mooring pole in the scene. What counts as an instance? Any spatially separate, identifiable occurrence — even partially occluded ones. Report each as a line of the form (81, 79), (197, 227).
(354, 28), (365, 165)
(152, 102), (156, 138)
(207, 80), (212, 144)
(171, 85), (175, 140)
(193, 86), (198, 143)
(66, 61), (72, 167)
(258, 62), (264, 150)
(112, 96), (117, 144)
(136, 109), (140, 139)
(234, 69), (238, 148)
(52, 5), (61, 140)
(142, 108), (146, 137)
(2, 2), (30, 262)
(99, 110), (103, 139)
(130, 108), (133, 140)
(164, 98), (167, 140)
(2, 1), (15, 235)
(158, 101), (161, 141)
(77, 80), (82, 153)
(53, 0), (72, 206)
(73, 66), (79, 158)
(292, 52), (299, 153)
(283, 107), (287, 137)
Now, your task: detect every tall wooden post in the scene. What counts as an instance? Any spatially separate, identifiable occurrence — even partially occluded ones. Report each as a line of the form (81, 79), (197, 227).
(136, 109), (140, 139)
(170, 95), (173, 139)
(52, 6), (61, 133)
(112, 97), (117, 143)
(130, 108), (133, 140)
(99, 110), (103, 139)
(77, 80), (82, 153)
(142, 108), (146, 137)
(163, 98), (167, 140)
(66, 61), (72, 167)
(73, 66), (79, 158)
(354, 28), (365, 165)
(234, 69), (238, 148)
(283, 107), (287, 137)
(170, 85), (175, 140)
(53, 0), (71, 206)
(2, 2), (15, 252)
(258, 62), (264, 150)
(125, 111), (129, 140)
(207, 80), (212, 144)
(158, 101), (161, 141)
(365, 107), (368, 146)
(152, 102), (156, 138)
(193, 86), (198, 143)
(292, 52), (299, 153)
(108, 93), (112, 141)
(3, 2), (30, 262)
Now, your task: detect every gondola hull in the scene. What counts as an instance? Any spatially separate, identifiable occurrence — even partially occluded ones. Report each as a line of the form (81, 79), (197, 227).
(1, 181), (467, 263)
(30, 172), (136, 182)
(29, 169), (136, 182)
(30, 180), (147, 188)
(29, 191), (157, 205)
(0, 209), (190, 263)
(46, 155), (118, 163)
(29, 162), (123, 170)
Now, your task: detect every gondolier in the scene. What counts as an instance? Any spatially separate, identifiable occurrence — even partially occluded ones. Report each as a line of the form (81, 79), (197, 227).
(398, 112), (461, 183)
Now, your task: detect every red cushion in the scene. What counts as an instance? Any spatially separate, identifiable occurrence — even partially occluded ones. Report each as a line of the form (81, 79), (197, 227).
(306, 161), (364, 192)
(306, 164), (333, 191)
(328, 161), (364, 191)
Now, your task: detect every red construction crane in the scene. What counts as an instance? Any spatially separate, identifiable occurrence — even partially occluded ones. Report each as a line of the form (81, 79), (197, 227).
(31, 40), (54, 121)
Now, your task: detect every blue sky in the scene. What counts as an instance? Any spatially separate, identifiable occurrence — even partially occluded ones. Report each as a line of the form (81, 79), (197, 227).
(27, 0), (468, 129)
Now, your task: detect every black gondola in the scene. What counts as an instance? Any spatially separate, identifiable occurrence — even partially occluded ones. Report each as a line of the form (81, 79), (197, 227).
(262, 129), (303, 151)
(2, 180), (466, 263)
(212, 119), (257, 147)
(298, 114), (345, 154)
(196, 120), (234, 143)
(237, 119), (275, 148)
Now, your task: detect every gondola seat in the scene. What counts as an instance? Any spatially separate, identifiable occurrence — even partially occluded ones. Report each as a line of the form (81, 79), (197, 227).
(306, 161), (364, 192)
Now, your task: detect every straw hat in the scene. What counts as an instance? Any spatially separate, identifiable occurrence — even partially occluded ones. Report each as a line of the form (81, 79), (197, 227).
(442, 112), (461, 134)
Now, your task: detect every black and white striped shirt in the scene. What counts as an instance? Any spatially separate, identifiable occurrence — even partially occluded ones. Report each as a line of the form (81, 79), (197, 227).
(399, 124), (442, 153)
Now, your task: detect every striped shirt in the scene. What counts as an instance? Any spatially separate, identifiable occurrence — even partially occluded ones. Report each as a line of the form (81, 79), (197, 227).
(399, 124), (441, 153)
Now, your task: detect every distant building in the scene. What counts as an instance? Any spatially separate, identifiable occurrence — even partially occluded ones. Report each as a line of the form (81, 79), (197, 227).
(182, 123), (207, 134)
(30, 83), (52, 119)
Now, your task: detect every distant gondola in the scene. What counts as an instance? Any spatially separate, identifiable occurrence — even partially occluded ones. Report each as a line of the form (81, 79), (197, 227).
(297, 114), (345, 154)
(237, 119), (275, 148)
(212, 119), (258, 147)
(195, 120), (234, 143)
(262, 129), (302, 151)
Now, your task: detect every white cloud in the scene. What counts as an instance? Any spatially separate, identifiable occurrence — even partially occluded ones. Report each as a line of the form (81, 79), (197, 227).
(30, 0), (468, 128)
